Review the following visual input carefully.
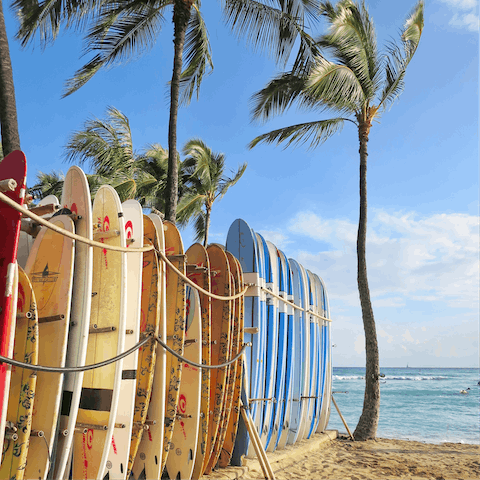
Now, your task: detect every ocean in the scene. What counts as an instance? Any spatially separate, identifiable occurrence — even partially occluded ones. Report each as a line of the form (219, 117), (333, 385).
(327, 367), (479, 445)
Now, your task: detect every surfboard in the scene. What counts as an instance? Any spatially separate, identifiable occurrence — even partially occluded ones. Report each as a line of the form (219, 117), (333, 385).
(203, 244), (232, 470)
(205, 253), (238, 473)
(218, 254), (244, 468)
(23, 214), (75, 480)
(165, 285), (202, 480)
(266, 243), (285, 452)
(130, 214), (166, 480)
(17, 194), (59, 269)
(54, 166), (93, 480)
(316, 274), (332, 434)
(0, 266), (37, 480)
(161, 220), (186, 473)
(125, 214), (160, 478)
(274, 249), (294, 451)
(253, 233), (268, 453)
(305, 270), (319, 440)
(0, 150), (26, 450)
(226, 219), (262, 467)
(260, 239), (280, 451)
(186, 243), (212, 480)
(286, 258), (307, 446)
(103, 199), (143, 479)
(71, 184), (127, 480)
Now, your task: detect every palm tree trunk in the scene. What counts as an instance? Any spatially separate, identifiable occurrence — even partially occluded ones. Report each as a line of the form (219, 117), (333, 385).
(353, 119), (380, 441)
(0, 0), (21, 156)
(203, 205), (211, 247)
(165, 0), (192, 222)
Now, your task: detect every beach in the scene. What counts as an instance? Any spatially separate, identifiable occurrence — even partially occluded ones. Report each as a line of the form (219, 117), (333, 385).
(206, 431), (480, 480)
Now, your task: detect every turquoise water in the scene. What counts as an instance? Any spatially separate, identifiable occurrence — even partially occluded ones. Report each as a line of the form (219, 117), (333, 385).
(327, 367), (479, 445)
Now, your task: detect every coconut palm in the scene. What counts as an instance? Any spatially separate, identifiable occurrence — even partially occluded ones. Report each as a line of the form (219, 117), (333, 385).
(14, 0), (321, 221)
(0, 0), (20, 156)
(177, 138), (246, 246)
(29, 170), (65, 199)
(249, 0), (424, 440)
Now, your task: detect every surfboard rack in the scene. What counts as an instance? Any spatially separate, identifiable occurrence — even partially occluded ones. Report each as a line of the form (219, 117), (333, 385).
(76, 422), (108, 431)
(89, 325), (116, 334)
(0, 178), (17, 192)
(38, 314), (65, 324)
(184, 338), (198, 346)
(59, 429), (69, 436)
(186, 264), (208, 273)
(30, 429), (45, 437)
(74, 426), (88, 434)
(28, 203), (60, 216)
(167, 254), (186, 261)
(4, 431), (18, 441)
(16, 311), (32, 320)
(133, 422), (150, 431)
(249, 398), (274, 404)
(244, 327), (259, 334)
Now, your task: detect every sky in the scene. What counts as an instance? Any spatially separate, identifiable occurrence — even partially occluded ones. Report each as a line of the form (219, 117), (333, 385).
(3, 0), (478, 367)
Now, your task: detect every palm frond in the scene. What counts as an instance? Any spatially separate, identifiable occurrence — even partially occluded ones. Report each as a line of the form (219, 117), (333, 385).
(306, 56), (364, 113)
(249, 117), (351, 149)
(317, 0), (381, 100)
(179, 6), (213, 106)
(176, 191), (205, 227)
(216, 162), (247, 200)
(221, 0), (320, 67)
(378, 0), (424, 112)
(192, 211), (206, 243)
(29, 169), (65, 199)
(63, 0), (168, 96)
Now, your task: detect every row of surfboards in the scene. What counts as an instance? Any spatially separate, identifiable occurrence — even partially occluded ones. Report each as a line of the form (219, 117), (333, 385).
(0, 151), (332, 480)
(226, 219), (332, 465)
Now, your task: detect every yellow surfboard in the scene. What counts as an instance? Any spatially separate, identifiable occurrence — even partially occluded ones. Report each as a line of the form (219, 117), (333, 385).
(203, 244), (232, 475)
(71, 185), (127, 480)
(218, 255), (244, 468)
(161, 220), (186, 473)
(126, 215), (160, 477)
(0, 266), (38, 480)
(186, 243), (212, 480)
(165, 285), (202, 480)
(23, 215), (75, 480)
(131, 214), (166, 480)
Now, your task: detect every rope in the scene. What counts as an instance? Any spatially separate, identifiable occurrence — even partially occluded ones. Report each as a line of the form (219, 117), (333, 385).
(261, 286), (332, 322)
(155, 247), (248, 301)
(154, 336), (248, 370)
(0, 335), (249, 373)
(0, 191), (154, 253)
(0, 336), (152, 373)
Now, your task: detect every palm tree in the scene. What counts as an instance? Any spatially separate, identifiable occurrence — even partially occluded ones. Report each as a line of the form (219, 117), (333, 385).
(249, 0), (424, 440)
(177, 138), (246, 246)
(63, 106), (190, 208)
(14, 0), (321, 221)
(0, 0), (20, 156)
(29, 170), (65, 199)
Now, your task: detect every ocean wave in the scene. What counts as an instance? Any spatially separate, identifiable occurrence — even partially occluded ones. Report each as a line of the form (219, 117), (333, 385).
(333, 375), (450, 381)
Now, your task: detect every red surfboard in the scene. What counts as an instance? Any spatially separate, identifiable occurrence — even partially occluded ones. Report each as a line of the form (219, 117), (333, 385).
(0, 150), (27, 447)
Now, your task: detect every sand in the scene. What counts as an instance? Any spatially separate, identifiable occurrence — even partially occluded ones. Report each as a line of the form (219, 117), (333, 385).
(205, 432), (480, 480)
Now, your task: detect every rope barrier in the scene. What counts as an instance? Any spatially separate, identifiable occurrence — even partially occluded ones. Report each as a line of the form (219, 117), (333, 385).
(0, 191), (154, 253)
(0, 335), (249, 373)
(154, 336), (247, 370)
(261, 286), (332, 322)
(155, 247), (248, 301)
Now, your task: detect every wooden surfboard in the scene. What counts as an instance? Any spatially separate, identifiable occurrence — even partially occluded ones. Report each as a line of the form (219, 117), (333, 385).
(165, 285), (202, 480)
(126, 214), (160, 478)
(104, 200), (143, 479)
(71, 185), (127, 480)
(204, 261), (236, 474)
(203, 244), (232, 471)
(0, 150), (26, 449)
(130, 214), (166, 480)
(160, 220), (186, 473)
(218, 254), (244, 468)
(54, 166), (93, 480)
(17, 194), (59, 269)
(0, 266), (37, 480)
(186, 243), (212, 480)
(23, 214), (75, 480)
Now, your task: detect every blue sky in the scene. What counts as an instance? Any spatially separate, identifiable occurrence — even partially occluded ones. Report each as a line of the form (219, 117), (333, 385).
(4, 0), (478, 367)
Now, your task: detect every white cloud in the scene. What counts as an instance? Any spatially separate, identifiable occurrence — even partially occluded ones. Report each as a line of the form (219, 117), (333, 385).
(402, 329), (415, 343)
(257, 230), (291, 250)
(378, 329), (394, 343)
(449, 12), (480, 30)
(438, 0), (480, 31)
(354, 335), (365, 354)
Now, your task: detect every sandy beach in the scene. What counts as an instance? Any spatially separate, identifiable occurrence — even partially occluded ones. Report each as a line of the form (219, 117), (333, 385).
(206, 431), (479, 480)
